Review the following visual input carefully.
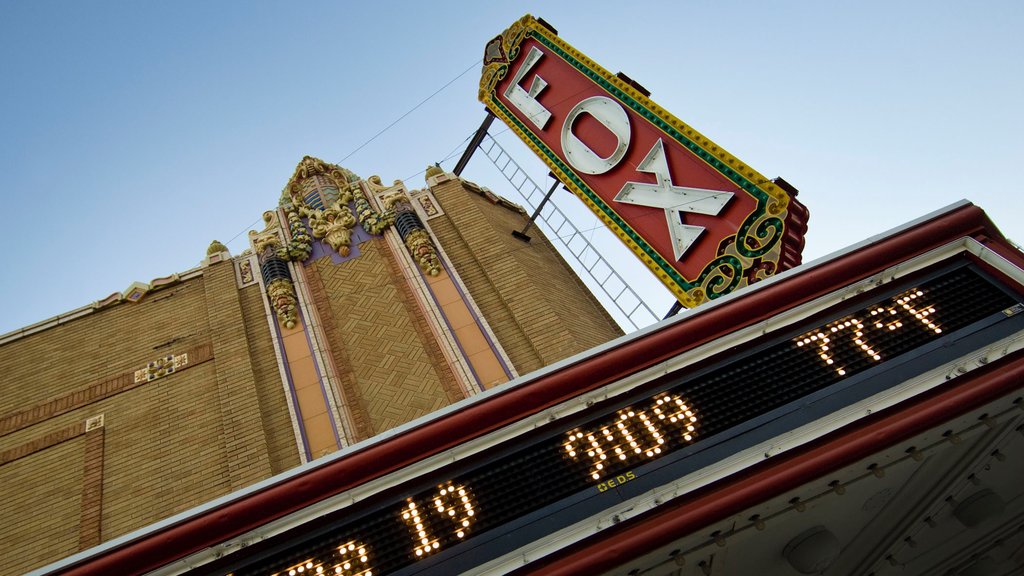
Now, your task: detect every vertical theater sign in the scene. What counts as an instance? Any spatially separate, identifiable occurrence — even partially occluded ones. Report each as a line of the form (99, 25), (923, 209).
(479, 15), (808, 307)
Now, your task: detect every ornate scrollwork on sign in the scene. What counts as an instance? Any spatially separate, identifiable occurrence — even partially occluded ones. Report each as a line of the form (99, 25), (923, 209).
(477, 14), (810, 309)
(478, 14), (532, 100)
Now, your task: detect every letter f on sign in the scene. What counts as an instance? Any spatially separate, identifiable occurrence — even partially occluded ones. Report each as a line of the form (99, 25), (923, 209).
(504, 46), (552, 130)
(614, 140), (733, 261)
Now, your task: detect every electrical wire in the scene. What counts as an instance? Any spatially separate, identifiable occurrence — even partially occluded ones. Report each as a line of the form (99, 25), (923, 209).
(220, 58), (483, 253)
(403, 130), (476, 182)
(225, 216), (266, 252)
(216, 52), (725, 325)
(337, 58), (481, 165)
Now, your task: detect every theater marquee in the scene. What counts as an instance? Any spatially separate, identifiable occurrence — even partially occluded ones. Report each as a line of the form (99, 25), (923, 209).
(193, 255), (1023, 576)
(479, 15), (808, 308)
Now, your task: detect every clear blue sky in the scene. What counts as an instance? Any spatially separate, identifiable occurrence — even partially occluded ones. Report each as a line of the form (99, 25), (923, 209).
(2, 1), (1022, 335)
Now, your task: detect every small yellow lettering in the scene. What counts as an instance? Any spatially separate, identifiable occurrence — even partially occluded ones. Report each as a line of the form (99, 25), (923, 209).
(595, 470), (638, 493)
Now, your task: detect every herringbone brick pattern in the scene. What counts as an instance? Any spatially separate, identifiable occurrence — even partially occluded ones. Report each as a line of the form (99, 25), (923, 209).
(314, 239), (452, 435)
(305, 263), (375, 441)
(379, 247), (464, 403)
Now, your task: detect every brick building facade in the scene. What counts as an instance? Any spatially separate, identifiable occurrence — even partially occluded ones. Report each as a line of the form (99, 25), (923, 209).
(0, 157), (620, 574)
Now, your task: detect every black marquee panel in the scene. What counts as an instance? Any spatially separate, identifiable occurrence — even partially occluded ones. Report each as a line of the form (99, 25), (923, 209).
(209, 260), (1023, 576)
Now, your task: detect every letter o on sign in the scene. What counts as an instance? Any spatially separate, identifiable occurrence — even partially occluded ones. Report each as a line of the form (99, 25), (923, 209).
(561, 96), (631, 175)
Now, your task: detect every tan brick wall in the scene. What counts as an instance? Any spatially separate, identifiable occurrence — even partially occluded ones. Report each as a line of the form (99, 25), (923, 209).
(0, 435), (85, 574)
(0, 262), (300, 572)
(0, 278), (211, 414)
(312, 239), (461, 436)
(427, 178), (622, 375)
(0, 350), (236, 557)
(425, 202), (542, 372)
(238, 283), (302, 473)
(103, 361), (239, 540)
(202, 260), (273, 490)
(0, 172), (622, 573)
(509, 226), (624, 352)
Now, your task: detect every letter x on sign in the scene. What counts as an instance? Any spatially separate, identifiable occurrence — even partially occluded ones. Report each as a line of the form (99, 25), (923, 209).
(614, 140), (733, 261)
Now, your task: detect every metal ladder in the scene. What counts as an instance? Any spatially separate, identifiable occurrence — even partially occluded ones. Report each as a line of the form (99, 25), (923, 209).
(477, 133), (661, 331)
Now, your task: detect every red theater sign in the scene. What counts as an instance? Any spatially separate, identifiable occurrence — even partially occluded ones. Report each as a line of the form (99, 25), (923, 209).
(479, 15), (808, 307)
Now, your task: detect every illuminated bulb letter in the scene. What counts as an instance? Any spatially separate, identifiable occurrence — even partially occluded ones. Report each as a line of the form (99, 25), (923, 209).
(561, 96), (631, 175)
(564, 428), (607, 480)
(503, 46), (552, 130)
(401, 499), (438, 558)
(657, 393), (699, 443)
(330, 541), (372, 576)
(635, 410), (664, 458)
(402, 481), (478, 560)
(614, 139), (733, 261)
(564, 393), (699, 483)
(795, 318), (878, 376)
(433, 481), (477, 540)
(894, 289), (942, 334)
